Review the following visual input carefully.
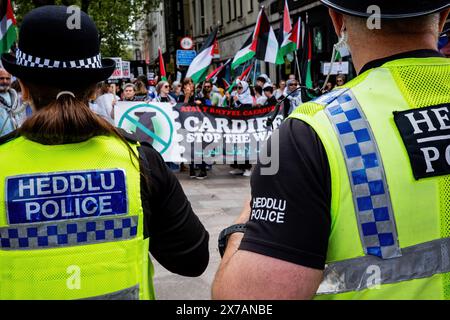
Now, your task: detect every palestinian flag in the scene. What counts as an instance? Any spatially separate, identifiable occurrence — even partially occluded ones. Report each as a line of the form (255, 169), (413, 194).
(159, 47), (167, 81)
(252, 8), (279, 64)
(304, 29), (314, 98)
(0, 0), (16, 55)
(231, 33), (255, 70)
(276, 17), (301, 65)
(186, 28), (218, 84)
(206, 59), (231, 81)
(276, 0), (291, 65)
(226, 61), (254, 95)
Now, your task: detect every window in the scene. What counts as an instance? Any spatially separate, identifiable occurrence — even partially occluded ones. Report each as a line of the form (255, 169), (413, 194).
(238, 0), (243, 17)
(228, 0), (232, 23)
(192, 0), (196, 32)
(200, 0), (205, 34)
(248, 0), (254, 13)
(232, 0), (237, 21)
(220, 0), (224, 25)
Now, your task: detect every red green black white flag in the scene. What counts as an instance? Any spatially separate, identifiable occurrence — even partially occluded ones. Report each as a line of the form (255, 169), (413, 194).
(0, 0), (17, 55)
(186, 28), (218, 84)
(159, 47), (167, 81)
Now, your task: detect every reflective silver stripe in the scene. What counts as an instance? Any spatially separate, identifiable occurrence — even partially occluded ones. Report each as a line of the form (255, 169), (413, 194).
(317, 237), (450, 295)
(324, 90), (401, 259)
(83, 285), (140, 300)
(0, 216), (138, 250)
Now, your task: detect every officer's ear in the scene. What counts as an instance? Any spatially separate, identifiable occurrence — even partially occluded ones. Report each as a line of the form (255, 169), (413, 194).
(439, 9), (450, 33)
(19, 80), (30, 102)
(328, 8), (345, 37)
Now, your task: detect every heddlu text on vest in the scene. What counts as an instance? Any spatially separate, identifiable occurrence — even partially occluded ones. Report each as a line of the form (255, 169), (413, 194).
(6, 169), (128, 224)
(394, 104), (450, 179)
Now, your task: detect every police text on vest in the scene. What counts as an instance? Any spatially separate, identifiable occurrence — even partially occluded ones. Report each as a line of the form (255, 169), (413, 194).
(394, 103), (450, 180)
(6, 169), (128, 224)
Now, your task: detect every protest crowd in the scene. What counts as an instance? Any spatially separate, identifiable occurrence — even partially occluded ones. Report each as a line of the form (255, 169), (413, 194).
(1, 66), (347, 180)
(1, 0), (449, 303)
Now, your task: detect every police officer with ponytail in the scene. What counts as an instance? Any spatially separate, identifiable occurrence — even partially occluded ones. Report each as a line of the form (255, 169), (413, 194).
(0, 6), (209, 300)
(213, 0), (450, 300)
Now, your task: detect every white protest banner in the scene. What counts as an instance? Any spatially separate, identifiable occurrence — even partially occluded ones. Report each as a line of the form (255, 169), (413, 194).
(121, 61), (131, 79)
(109, 57), (123, 80)
(115, 102), (283, 164)
(321, 61), (349, 75)
(115, 102), (185, 162)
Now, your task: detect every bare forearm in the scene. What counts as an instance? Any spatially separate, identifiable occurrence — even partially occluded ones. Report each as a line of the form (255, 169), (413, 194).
(211, 233), (244, 299)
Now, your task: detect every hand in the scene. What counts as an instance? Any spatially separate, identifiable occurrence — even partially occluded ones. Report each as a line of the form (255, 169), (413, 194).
(195, 100), (202, 105)
(233, 95), (239, 102)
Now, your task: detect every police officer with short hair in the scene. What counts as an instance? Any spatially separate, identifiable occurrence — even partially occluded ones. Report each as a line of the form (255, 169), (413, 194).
(213, 0), (450, 300)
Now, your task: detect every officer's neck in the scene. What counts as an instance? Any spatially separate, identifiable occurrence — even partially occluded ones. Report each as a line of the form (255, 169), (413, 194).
(350, 34), (439, 74)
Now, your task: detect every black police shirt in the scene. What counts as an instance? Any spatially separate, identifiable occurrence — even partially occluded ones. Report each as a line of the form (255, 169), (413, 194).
(0, 131), (209, 277)
(240, 50), (445, 270)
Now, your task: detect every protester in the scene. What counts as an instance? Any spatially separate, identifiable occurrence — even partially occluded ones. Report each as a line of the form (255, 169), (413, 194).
(92, 82), (116, 124)
(134, 80), (148, 101)
(275, 80), (286, 100)
(256, 74), (271, 88)
(322, 81), (334, 94)
(232, 80), (254, 108)
(201, 80), (221, 106)
(221, 90), (233, 107)
(122, 83), (136, 101)
(0, 5), (209, 300)
(212, 0), (450, 300)
(254, 85), (266, 107)
(228, 80), (253, 177)
(335, 74), (347, 87)
(147, 78), (157, 101)
(108, 83), (121, 101)
(284, 79), (302, 117)
(263, 83), (278, 106)
(170, 81), (182, 100)
(0, 69), (25, 136)
(178, 77), (196, 104)
(154, 80), (177, 104)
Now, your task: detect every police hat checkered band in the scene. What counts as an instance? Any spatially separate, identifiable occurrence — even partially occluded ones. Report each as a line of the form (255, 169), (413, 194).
(15, 49), (102, 69)
(324, 90), (401, 260)
(0, 216), (138, 250)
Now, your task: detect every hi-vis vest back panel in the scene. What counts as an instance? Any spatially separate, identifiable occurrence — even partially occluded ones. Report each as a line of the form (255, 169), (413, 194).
(290, 57), (450, 299)
(0, 136), (154, 300)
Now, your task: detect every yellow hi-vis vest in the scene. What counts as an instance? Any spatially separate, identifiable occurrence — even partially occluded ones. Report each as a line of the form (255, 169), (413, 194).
(290, 57), (450, 299)
(0, 135), (154, 300)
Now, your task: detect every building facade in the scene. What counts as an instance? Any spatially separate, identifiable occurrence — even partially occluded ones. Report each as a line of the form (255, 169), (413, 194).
(186, 0), (343, 85)
(133, 0), (185, 80)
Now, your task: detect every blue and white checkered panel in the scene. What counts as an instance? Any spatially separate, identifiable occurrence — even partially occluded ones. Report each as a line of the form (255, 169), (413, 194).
(312, 88), (349, 106)
(0, 216), (138, 250)
(325, 91), (401, 260)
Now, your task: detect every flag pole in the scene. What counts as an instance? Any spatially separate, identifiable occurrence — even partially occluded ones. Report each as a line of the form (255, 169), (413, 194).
(253, 60), (258, 85)
(295, 54), (302, 84)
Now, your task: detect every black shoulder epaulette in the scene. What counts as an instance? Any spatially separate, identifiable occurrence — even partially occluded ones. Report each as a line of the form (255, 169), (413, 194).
(117, 128), (155, 149)
(0, 130), (20, 145)
(117, 128), (139, 144)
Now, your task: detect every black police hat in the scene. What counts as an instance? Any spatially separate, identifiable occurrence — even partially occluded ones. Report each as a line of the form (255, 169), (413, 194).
(1, 5), (115, 89)
(321, 0), (450, 19)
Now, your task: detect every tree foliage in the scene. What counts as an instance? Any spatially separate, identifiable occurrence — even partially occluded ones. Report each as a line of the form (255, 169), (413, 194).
(13, 0), (160, 57)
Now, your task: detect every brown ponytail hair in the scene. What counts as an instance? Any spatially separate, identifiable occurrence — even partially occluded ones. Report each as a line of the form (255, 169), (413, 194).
(19, 82), (140, 166)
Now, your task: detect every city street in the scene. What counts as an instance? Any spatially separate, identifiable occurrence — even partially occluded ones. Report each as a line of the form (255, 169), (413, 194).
(152, 165), (251, 300)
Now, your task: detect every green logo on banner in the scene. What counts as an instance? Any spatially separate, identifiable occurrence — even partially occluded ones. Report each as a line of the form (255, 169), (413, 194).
(118, 103), (174, 154)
